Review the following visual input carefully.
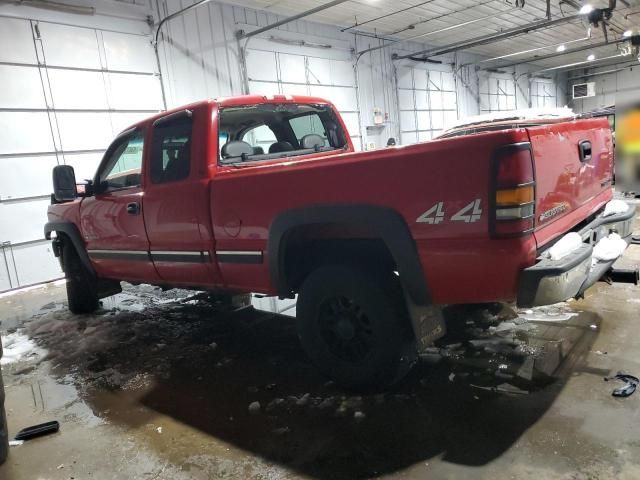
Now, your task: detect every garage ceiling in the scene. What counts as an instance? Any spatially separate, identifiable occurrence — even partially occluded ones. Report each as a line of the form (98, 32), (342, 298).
(231, 0), (640, 68)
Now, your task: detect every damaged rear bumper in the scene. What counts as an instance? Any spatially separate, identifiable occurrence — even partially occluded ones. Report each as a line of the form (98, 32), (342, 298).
(517, 203), (636, 307)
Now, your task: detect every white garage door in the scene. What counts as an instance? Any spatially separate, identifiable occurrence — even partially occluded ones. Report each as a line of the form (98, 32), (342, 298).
(530, 79), (558, 108)
(397, 65), (458, 145)
(0, 17), (162, 291)
(479, 72), (517, 113)
(245, 48), (362, 150)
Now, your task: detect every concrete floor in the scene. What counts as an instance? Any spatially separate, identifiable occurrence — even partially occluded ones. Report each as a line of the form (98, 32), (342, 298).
(1, 228), (640, 479)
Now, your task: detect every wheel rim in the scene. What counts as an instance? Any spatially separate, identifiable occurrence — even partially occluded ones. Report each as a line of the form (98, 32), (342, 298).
(318, 296), (373, 362)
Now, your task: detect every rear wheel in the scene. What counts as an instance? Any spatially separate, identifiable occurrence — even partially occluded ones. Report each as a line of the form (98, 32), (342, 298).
(62, 241), (99, 314)
(296, 265), (414, 390)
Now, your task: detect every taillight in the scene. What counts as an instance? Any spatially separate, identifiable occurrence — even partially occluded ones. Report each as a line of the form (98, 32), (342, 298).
(491, 143), (535, 238)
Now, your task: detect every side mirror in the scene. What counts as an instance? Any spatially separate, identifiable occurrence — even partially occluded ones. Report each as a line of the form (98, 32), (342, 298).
(52, 165), (77, 202)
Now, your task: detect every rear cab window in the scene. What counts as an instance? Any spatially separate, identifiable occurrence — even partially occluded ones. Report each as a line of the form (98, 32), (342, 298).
(218, 103), (347, 165)
(151, 111), (193, 184)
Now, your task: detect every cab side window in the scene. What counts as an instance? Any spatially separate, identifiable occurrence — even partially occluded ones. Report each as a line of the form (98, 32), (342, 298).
(151, 113), (193, 184)
(99, 131), (144, 191)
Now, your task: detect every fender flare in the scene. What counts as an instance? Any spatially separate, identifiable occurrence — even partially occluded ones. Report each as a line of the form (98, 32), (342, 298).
(267, 204), (431, 306)
(44, 222), (95, 276)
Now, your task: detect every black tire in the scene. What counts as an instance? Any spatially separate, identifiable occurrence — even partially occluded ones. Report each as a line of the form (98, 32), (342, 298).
(296, 265), (415, 391)
(0, 341), (8, 465)
(62, 241), (99, 314)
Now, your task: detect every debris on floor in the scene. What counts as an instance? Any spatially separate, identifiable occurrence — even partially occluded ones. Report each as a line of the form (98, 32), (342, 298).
(605, 372), (639, 398)
(14, 421), (60, 441)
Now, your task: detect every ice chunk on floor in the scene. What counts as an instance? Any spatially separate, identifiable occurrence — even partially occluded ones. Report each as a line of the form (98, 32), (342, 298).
(592, 232), (627, 264)
(603, 199), (629, 217)
(545, 232), (583, 261)
(1, 331), (42, 365)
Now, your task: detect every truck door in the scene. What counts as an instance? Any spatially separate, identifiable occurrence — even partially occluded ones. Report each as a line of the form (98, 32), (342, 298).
(142, 108), (220, 286)
(80, 127), (161, 283)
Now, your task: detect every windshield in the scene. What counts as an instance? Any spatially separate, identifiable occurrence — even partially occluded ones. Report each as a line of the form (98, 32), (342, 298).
(218, 103), (347, 164)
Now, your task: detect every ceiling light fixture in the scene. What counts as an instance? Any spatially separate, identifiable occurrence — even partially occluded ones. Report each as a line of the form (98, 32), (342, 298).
(587, 53), (596, 61)
(623, 30), (633, 38)
(557, 45), (567, 52)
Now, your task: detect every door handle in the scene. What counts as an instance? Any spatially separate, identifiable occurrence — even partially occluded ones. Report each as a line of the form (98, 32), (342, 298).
(578, 140), (592, 162)
(126, 202), (140, 215)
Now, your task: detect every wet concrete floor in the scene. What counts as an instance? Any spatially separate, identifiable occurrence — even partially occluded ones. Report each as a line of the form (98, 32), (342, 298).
(1, 242), (640, 479)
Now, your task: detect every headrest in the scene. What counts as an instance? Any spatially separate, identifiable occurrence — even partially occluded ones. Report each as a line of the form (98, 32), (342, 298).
(301, 134), (325, 150)
(269, 141), (294, 153)
(221, 140), (253, 159)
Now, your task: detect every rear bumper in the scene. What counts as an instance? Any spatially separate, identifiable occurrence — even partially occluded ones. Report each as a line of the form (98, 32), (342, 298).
(517, 204), (636, 307)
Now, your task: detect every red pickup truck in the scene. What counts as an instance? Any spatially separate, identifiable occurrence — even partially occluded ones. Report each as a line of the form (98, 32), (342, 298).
(45, 95), (635, 389)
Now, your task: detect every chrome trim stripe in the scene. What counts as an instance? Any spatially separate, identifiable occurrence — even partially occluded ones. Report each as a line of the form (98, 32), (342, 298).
(215, 250), (262, 256)
(150, 250), (203, 256)
(88, 249), (148, 255)
(216, 250), (263, 264)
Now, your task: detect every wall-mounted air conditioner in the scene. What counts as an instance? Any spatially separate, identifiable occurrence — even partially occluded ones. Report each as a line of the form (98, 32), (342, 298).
(572, 82), (596, 99)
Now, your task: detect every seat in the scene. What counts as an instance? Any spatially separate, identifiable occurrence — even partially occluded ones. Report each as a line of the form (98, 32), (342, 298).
(269, 141), (294, 154)
(221, 140), (253, 159)
(252, 146), (264, 155)
(300, 134), (325, 150)
(162, 140), (190, 182)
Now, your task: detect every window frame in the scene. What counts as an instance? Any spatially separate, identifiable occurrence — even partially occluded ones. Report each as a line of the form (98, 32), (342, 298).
(94, 127), (145, 194)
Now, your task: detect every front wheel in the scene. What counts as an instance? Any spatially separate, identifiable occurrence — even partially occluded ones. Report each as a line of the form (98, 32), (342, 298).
(296, 265), (414, 391)
(62, 242), (99, 314)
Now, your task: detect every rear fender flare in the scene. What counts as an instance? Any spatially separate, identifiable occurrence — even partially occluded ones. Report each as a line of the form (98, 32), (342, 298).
(267, 204), (431, 306)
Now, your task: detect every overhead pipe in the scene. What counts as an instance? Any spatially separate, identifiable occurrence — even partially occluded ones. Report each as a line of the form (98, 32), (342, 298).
(478, 30), (592, 64)
(393, 14), (584, 60)
(357, 4), (518, 57)
(567, 62), (638, 79)
(341, 0), (436, 32)
(529, 52), (632, 74)
(236, 0), (350, 40)
(484, 38), (628, 70)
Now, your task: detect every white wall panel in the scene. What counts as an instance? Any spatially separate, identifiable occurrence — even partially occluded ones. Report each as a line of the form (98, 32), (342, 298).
(0, 17), (37, 64)
(279, 54), (306, 83)
(101, 31), (155, 72)
(107, 73), (162, 110)
(0, 65), (46, 109)
(246, 50), (278, 81)
(0, 155), (58, 200)
(48, 69), (109, 109)
(0, 112), (54, 154)
(307, 57), (331, 84)
(309, 86), (357, 111)
(110, 112), (150, 136)
(280, 83), (309, 96)
(0, 198), (50, 244)
(248, 81), (280, 96)
(39, 22), (101, 69)
(64, 152), (103, 182)
(12, 241), (63, 286)
(56, 112), (112, 151)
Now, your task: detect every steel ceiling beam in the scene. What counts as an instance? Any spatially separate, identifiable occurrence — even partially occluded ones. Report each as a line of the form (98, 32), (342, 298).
(531, 52), (632, 74)
(393, 14), (583, 60)
(236, 0), (350, 40)
(484, 38), (627, 70)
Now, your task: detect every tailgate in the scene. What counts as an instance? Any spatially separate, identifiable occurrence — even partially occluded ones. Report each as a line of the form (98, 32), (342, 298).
(527, 117), (614, 246)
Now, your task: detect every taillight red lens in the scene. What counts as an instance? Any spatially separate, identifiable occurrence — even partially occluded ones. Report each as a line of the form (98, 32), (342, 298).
(496, 149), (535, 187)
(492, 144), (536, 238)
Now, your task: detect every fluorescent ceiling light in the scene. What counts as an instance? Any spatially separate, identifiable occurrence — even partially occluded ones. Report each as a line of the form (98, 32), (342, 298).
(587, 53), (596, 61)
(623, 30), (633, 38)
(557, 45), (566, 52)
(579, 4), (594, 14)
